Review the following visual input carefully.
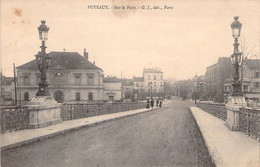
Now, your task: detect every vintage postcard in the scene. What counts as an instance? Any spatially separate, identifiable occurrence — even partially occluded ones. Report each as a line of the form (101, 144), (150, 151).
(1, 0), (259, 167)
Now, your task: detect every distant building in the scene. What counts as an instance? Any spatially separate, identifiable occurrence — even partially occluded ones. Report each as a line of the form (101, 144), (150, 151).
(131, 67), (164, 99)
(204, 57), (233, 102)
(16, 50), (121, 103)
(121, 78), (135, 100)
(0, 75), (15, 105)
(143, 68), (164, 94)
(224, 58), (260, 105)
(103, 76), (121, 101)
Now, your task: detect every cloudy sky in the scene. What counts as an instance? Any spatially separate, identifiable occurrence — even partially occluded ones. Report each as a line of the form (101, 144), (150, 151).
(1, 0), (259, 80)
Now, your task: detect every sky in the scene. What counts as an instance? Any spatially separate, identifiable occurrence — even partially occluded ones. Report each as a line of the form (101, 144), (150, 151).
(1, 0), (259, 80)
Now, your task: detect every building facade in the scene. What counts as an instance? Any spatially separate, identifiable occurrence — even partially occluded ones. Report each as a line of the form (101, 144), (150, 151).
(103, 77), (122, 101)
(204, 57), (233, 102)
(0, 75), (15, 105)
(17, 50), (121, 103)
(121, 78), (135, 100)
(132, 67), (164, 99)
(224, 58), (260, 105)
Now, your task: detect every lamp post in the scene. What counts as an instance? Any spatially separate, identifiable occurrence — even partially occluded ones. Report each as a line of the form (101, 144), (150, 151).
(35, 20), (51, 96)
(27, 20), (62, 129)
(230, 16), (242, 96)
(225, 16), (246, 131)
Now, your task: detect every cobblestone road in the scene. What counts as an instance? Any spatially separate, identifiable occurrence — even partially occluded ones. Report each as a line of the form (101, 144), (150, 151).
(2, 99), (214, 167)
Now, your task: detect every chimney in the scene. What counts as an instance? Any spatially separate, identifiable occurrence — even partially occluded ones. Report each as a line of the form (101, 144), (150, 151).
(84, 48), (88, 60)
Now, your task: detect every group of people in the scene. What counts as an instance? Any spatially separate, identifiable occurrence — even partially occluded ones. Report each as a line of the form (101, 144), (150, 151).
(146, 98), (163, 109)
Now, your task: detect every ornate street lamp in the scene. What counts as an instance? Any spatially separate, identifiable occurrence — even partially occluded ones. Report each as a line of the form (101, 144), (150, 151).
(35, 20), (51, 96)
(230, 16), (242, 96)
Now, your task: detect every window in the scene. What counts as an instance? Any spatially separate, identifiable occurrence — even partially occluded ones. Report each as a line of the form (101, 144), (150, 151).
(161, 75), (163, 80)
(24, 92), (29, 101)
(75, 75), (81, 85)
(87, 75), (94, 85)
(136, 83), (139, 87)
(243, 85), (248, 92)
(88, 92), (93, 101)
(23, 74), (30, 85)
(76, 92), (80, 101)
(154, 82), (156, 86)
(154, 75), (156, 80)
(109, 96), (114, 100)
(54, 72), (63, 85)
(255, 72), (260, 78)
(254, 82), (260, 88)
(148, 75), (150, 80)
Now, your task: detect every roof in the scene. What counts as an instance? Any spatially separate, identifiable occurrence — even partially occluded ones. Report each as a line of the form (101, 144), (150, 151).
(133, 77), (144, 82)
(0, 75), (14, 85)
(121, 79), (134, 86)
(244, 59), (260, 70)
(17, 52), (103, 71)
(206, 63), (217, 69)
(104, 77), (121, 82)
(143, 68), (163, 73)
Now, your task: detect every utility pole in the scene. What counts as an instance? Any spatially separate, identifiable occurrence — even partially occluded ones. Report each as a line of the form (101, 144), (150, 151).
(1, 68), (3, 101)
(13, 63), (17, 106)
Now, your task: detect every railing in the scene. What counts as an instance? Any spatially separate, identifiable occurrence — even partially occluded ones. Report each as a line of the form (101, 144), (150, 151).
(239, 107), (260, 141)
(197, 101), (227, 120)
(61, 102), (146, 121)
(0, 106), (29, 134)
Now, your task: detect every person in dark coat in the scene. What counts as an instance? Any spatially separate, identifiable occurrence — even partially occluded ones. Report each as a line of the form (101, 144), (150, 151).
(146, 99), (150, 108)
(156, 99), (159, 107)
(159, 100), (162, 108)
(150, 99), (154, 109)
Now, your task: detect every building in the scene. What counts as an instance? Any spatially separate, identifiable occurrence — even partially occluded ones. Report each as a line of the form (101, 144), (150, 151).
(121, 78), (135, 100)
(16, 49), (121, 103)
(132, 67), (164, 99)
(103, 76), (122, 101)
(204, 57), (233, 102)
(224, 58), (260, 105)
(0, 75), (15, 105)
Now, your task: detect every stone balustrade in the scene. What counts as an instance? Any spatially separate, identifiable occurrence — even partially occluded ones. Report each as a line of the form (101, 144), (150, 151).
(0, 106), (29, 134)
(239, 107), (260, 141)
(196, 101), (227, 120)
(61, 102), (146, 121)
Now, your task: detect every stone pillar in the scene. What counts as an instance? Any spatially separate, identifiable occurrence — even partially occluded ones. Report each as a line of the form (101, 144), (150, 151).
(225, 96), (246, 131)
(27, 96), (62, 128)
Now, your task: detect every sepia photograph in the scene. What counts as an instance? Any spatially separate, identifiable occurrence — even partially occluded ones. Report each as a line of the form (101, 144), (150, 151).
(0, 0), (259, 166)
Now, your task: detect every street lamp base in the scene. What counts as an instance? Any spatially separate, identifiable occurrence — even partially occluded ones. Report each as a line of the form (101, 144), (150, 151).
(27, 96), (62, 128)
(232, 82), (242, 96)
(36, 82), (51, 96)
(225, 96), (246, 131)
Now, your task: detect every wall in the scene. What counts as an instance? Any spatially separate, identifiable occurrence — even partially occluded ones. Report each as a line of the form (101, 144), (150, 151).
(103, 81), (122, 100)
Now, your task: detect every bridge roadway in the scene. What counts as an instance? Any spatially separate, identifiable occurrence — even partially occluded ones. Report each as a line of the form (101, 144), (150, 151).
(2, 99), (214, 167)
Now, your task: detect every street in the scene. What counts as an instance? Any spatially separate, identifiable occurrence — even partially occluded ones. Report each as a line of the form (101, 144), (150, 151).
(2, 99), (214, 167)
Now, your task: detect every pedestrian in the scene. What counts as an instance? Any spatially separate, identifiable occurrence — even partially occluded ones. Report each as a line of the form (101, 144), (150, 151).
(156, 99), (159, 107)
(150, 98), (154, 109)
(146, 99), (150, 108)
(159, 100), (162, 108)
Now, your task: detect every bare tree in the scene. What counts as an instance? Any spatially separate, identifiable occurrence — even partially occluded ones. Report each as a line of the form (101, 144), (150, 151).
(240, 37), (257, 84)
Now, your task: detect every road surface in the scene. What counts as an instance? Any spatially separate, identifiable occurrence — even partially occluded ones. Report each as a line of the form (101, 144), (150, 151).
(2, 98), (214, 167)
